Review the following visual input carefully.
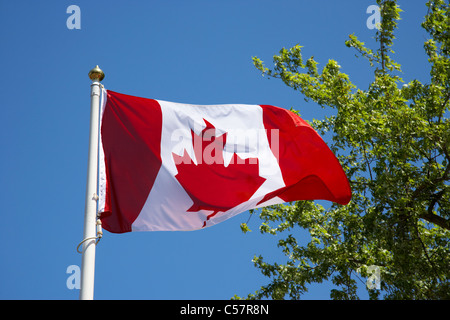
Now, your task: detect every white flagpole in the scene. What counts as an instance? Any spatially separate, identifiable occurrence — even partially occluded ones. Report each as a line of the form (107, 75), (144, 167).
(79, 65), (105, 300)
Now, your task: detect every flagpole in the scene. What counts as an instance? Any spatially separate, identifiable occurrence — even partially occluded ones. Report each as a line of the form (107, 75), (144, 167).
(79, 65), (105, 300)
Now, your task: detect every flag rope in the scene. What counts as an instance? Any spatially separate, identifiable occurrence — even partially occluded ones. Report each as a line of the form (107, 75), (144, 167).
(77, 217), (103, 253)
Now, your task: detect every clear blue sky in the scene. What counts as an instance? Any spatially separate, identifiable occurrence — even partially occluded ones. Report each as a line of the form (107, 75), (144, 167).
(0, 1), (431, 300)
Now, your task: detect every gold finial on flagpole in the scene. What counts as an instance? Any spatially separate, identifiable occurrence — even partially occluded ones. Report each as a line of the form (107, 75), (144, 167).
(88, 65), (105, 81)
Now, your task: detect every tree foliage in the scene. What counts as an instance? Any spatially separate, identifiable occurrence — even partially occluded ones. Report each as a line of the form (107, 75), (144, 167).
(238, 0), (450, 300)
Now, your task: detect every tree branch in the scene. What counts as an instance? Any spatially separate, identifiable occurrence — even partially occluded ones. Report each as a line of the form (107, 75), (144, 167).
(438, 92), (449, 124)
(411, 160), (450, 199)
(414, 219), (443, 281)
(419, 212), (450, 231)
(361, 141), (374, 181)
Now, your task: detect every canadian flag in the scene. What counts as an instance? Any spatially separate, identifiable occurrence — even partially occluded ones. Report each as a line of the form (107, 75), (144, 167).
(98, 90), (351, 233)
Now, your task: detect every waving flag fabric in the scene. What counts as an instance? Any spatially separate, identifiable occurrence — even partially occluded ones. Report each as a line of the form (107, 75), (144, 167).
(98, 90), (351, 233)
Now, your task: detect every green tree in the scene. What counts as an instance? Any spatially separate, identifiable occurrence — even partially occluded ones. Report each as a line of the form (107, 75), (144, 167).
(238, 0), (449, 300)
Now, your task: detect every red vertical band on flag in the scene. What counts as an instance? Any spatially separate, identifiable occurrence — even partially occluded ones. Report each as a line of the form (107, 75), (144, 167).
(259, 105), (351, 205)
(100, 90), (163, 233)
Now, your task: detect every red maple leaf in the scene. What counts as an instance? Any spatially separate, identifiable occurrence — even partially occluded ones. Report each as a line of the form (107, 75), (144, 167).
(173, 119), (266, 227)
